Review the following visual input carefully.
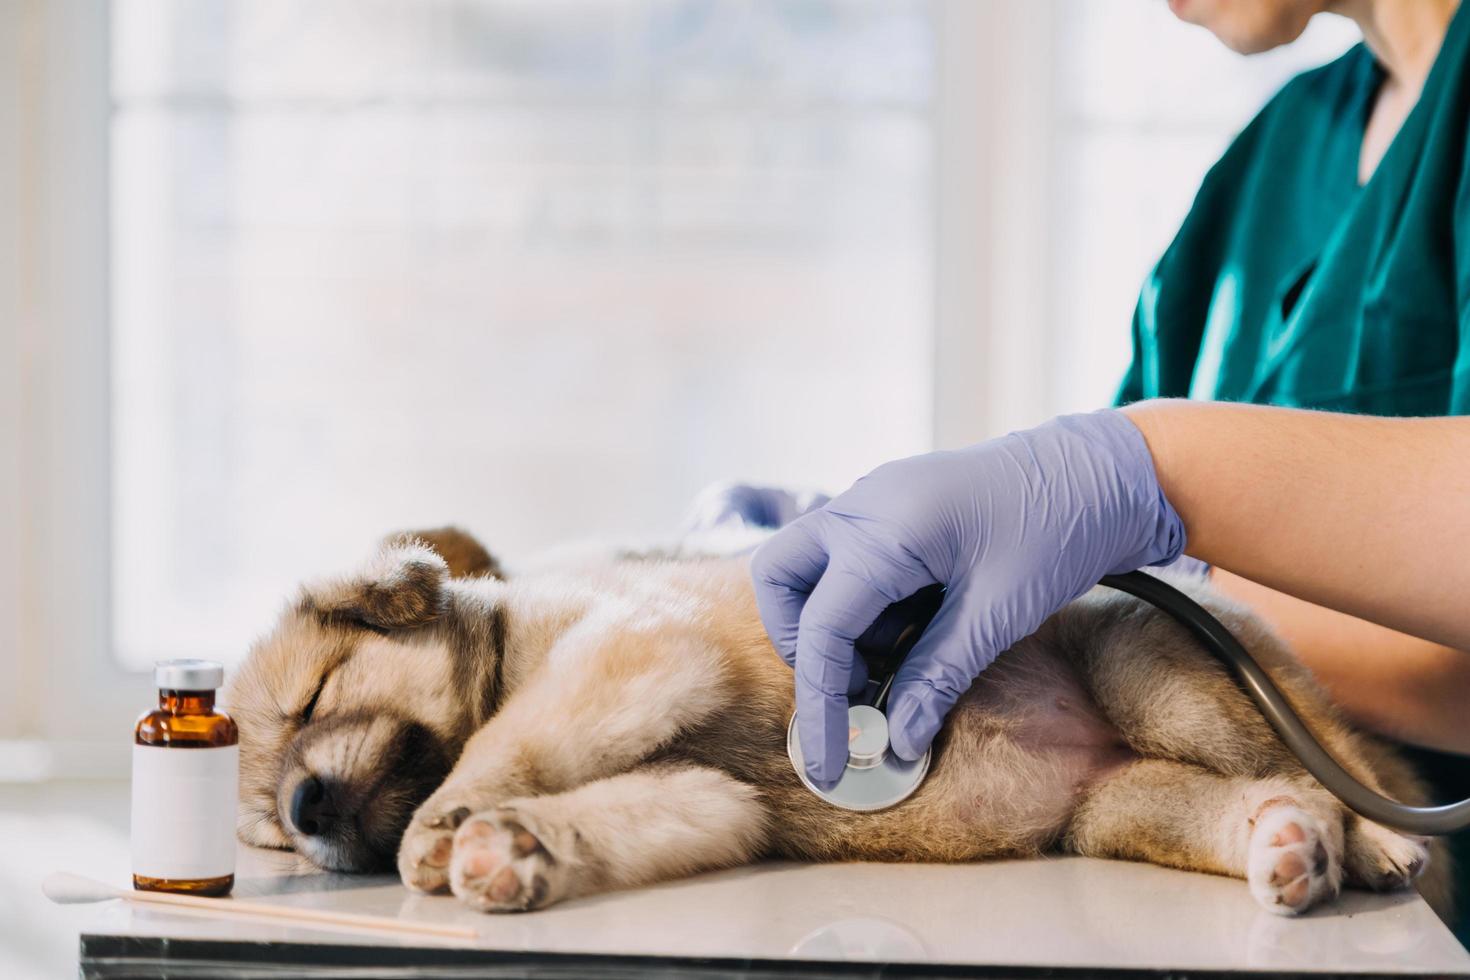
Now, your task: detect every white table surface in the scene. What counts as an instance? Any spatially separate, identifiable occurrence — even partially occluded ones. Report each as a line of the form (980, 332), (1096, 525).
(10, 780), (1468, 975)
(57, 839), (1470, 975)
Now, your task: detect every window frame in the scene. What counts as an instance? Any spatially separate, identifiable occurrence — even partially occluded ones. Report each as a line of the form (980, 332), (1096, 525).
(931, 0), (1058, 448)
(2, 0), (143, 772)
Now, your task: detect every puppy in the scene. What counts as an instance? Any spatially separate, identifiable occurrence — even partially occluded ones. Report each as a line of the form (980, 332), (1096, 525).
(226, 527), (1446, 916)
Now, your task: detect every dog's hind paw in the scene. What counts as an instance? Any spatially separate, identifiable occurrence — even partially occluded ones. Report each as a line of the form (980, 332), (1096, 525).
(1343, 818), (1427, 892)
(450, 807), (566, 912)
(1247, 800), (1343, 916)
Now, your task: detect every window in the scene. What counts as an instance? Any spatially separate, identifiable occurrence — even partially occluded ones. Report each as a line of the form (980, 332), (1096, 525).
(1046, 1), (1359, 413)
(105, 0), (1365, 672)
(110, 0), (936, 667)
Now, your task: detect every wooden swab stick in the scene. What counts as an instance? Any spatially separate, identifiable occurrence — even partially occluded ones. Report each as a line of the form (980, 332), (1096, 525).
(43, 871), (478, 941)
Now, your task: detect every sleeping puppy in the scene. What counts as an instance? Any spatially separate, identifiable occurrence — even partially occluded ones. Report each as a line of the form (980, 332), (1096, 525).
(226, 527), (1446, 916)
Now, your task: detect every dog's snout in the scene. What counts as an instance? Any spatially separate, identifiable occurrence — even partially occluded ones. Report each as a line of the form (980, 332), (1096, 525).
(277, 717), (454, 871)
(290, 776), (336, 837)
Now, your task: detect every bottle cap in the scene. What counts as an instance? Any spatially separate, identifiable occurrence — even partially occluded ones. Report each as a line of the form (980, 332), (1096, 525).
(154, 659), (224, 691)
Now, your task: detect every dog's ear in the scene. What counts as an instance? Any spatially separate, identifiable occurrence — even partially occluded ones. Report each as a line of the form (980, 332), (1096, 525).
(382, 526), (503, 580)
(301, 542), (449, 631)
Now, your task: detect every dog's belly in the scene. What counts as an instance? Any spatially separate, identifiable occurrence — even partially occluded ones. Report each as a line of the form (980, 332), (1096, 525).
(927, 644), (1135, 844)
(964, 640), (1129, 762)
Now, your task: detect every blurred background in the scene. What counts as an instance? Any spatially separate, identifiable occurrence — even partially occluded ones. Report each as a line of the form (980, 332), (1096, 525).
(0, 1), (1366, 973)
(1, 1), (1358, 776)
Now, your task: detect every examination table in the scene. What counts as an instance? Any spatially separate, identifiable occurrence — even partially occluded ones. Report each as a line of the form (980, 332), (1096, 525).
(62, 839), (1470, 977)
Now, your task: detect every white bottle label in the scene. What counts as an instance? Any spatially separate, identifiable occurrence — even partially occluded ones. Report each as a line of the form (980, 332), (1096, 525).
(131, 744), (239, 880)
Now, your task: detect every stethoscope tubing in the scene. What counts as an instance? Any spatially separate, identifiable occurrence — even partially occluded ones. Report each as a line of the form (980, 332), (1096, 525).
(1101, 570), (1470, 836)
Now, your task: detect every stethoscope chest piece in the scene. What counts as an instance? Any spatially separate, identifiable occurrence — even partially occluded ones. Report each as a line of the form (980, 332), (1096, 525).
(786, 705), (930, 812)
(786, 583), (945, 813)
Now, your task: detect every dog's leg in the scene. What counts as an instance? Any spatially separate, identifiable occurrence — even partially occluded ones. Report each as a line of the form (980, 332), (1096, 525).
(445, 763), (767, 912)
(1052, 587), (1429, 897)
(1053, 588), (1313, 777)
(1066, 759), (1348, 915)
(400, 624), (736, 893)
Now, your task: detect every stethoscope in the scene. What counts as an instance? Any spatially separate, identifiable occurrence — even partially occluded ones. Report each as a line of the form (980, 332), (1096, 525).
(790, 571), (1470, 835)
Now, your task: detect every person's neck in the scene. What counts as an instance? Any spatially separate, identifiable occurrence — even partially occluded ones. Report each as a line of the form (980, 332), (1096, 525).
(1331, 0), (1459, 91)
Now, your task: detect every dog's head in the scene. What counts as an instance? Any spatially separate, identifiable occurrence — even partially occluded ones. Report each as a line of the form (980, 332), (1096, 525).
(225, 528), (499, 872)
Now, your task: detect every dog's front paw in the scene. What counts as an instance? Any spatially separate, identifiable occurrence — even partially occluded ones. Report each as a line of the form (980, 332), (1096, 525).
(1247, 800), (1343, 916)
(450, 807), (568, 912)
(398, 802), (474, 894)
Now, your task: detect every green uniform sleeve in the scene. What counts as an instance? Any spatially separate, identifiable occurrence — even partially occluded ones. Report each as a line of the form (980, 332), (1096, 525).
(1111, 105), (1276, 409)
(1116, 310), (1146, 406)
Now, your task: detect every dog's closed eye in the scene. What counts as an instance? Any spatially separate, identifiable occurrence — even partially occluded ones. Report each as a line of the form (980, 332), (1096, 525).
(301, 676), (328, 723)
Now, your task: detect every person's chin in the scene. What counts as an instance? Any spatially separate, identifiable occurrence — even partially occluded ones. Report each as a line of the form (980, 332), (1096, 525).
(1165, 0), (1210, 31)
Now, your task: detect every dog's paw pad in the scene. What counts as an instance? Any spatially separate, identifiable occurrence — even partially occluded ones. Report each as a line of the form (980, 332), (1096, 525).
(423, 835), (453, 867)
(1247, 802), (1341, 916)
(397, 827), (455, 893)
(397, 805), (478, 893)
(450, 809), (561, 912)
(1344, 820), (1428, 891)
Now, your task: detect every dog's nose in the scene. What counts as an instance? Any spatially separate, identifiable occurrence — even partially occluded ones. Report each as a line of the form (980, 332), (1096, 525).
(290, 776), (337, 837)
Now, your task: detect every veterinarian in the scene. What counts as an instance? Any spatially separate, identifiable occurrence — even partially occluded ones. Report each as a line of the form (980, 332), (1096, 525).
(723, 0), (1470, 937)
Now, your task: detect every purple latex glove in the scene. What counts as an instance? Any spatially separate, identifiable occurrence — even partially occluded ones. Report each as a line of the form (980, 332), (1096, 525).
(750, 410), (1186, 788)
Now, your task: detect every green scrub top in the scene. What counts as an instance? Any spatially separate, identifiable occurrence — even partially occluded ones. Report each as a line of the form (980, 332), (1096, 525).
(1117, 1), (1470, 415)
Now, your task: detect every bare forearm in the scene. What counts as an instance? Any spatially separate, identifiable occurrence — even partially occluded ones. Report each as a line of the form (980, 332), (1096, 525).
(1123, 399), (1470, 650)
(1212, 570), (1470, 754)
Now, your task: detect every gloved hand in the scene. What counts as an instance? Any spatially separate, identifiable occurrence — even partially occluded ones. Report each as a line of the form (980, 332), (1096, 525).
(750, 409), (1185, 788)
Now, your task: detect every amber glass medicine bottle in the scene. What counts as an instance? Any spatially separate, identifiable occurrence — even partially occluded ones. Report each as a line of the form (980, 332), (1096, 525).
(131, 659), (239, 896)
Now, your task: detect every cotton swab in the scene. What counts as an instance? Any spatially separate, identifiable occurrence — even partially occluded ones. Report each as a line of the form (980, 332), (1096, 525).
(43, 872), (478, 941)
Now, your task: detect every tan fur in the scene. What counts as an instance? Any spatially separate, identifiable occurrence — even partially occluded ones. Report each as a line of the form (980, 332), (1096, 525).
(225, 529), (1450, 917)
